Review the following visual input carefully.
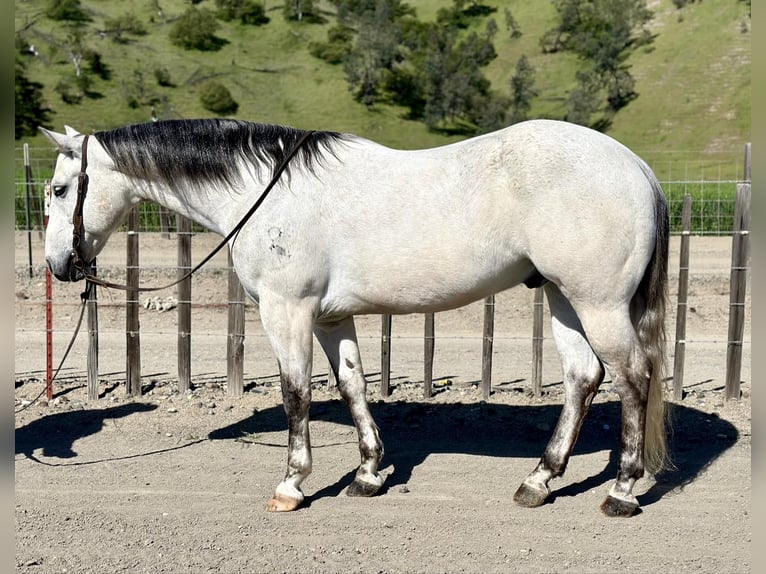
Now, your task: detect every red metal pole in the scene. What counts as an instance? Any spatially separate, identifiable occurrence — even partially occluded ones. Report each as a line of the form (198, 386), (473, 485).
(44, 181), (53, 400)
(46, 268), (53, 400)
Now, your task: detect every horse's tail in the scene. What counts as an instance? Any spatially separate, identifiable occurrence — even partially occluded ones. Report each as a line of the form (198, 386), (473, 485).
(635, 161), (670, 475)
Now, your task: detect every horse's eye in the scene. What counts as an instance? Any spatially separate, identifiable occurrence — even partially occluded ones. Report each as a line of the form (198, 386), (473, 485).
(52, 185), (67, 197)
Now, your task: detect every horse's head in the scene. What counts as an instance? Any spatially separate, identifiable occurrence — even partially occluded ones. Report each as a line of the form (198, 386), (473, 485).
(40, 126), (137, 281)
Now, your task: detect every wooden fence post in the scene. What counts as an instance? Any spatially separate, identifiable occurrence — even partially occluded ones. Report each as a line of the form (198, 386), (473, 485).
(532, 288), (544, 397)
(424, 313), (435, 398)
(380, 314), (392, 397)
(673, 194), (692, 400)
(725, 143), (751, 401)
(159, 206), (171, 239)
(177, 215), (192, 393)
(227, 247), (245, 396)
(327, 363), (336, 391)
(87, 260), (99, 400)
(126, 207), (141, 396)
(481, 295), (495, 399)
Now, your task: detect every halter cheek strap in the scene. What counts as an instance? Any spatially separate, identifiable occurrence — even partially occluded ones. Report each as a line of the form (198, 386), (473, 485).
(71, 134), (90, 272)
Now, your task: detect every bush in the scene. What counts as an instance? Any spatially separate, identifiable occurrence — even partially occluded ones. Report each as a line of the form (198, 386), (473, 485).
(199, 81), (239, 115)
(104, 13), (147, 43)
(216, 0), (269, 25)
(45, 0), (91, 22)
(153, 67), (173, 87)
(54, 73), (92, 104)
(309, 25), (354, 64)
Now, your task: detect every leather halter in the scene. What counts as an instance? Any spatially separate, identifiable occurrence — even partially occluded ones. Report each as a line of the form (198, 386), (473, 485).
(70, 134), (90, 274)
(70, 130), (314, 292)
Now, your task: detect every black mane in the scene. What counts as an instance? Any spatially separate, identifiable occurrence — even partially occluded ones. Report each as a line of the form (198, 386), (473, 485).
(94, 119), (347, 190)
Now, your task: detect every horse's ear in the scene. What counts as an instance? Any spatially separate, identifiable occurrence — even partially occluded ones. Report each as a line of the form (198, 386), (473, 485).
(39, 127), (80, 156)
(63, 125), (81, 137)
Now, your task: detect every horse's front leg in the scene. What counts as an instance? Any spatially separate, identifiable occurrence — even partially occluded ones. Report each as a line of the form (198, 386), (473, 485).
(259, 296), (317, 512)
(315, 318), (385, 497)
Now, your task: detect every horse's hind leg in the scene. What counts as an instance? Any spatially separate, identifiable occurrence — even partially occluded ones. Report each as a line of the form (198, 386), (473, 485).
(572, 304), (654, 517)
(514, 284), (605, 508)
(314, 318), (385, 497)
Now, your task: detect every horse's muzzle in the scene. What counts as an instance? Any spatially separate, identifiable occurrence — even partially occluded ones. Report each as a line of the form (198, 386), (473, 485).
(46, 253), (88, 282)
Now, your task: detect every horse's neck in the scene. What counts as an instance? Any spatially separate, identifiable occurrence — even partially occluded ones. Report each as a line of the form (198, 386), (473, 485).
(135, 179), (238, 237)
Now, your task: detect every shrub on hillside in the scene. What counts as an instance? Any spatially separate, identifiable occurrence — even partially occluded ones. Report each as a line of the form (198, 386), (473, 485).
(54, 73), (92, 105)
(216, 0), (269, 25)
(199, 81), (239, 115)
(104, 13), (147, 43)
(309, 25), (354, 64)
(45, 0), (91, 22)
(153, 67), (174, 87)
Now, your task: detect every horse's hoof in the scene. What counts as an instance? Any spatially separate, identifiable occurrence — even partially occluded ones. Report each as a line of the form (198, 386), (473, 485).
(346, 478), (382, 497)
(599, 495), (639, 517)
(266, 493), (303, 512)
(513, 482), (549, 508)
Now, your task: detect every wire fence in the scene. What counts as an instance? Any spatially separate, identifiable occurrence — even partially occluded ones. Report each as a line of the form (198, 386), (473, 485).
(14, 145), (748, 237)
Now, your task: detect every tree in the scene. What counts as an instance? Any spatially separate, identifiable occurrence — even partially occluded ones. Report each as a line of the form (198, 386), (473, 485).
(169, 7), (224, 51)
(542, 0), (654, 125)
(319, 0), (504, 130)
(504, 7), (522, 38)
(566, 69), (601, 126)
(49, 29), (101, 104)
(15, 53), (52, 139)
(342, 5), (402, 107)
(420, 22), (499, 128)
(62, 29), (86, 77)
(508, 55), (537, 124)
(283, 0), (321, 23)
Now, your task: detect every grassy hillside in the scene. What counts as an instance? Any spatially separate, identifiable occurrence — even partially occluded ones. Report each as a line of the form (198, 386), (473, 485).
(15, 0), (751, 177)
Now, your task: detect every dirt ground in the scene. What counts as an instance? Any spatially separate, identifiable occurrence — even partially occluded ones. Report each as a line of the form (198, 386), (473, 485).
(14, 232), (751, 573)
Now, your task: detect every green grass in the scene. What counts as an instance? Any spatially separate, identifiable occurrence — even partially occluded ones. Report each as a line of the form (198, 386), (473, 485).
(16, 0), (454, 150)
(15, 1), (750, 154)
(608, 0), (751, 178)
(663, 181), (739, 236)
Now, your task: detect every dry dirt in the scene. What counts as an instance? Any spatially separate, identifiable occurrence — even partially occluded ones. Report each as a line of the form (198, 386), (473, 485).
(14, 232), (751, 573)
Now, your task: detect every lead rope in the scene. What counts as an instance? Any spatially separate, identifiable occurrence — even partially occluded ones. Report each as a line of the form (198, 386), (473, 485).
(17, 130), (314, 411)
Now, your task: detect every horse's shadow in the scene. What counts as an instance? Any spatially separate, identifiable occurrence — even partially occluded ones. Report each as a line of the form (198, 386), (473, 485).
(15, 403), (158, 461)
(209, 398), (740, 509)
(15, 398), (738, 510)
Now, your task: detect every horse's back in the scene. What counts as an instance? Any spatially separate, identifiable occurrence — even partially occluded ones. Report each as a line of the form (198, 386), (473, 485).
(242, 120), (662, 317)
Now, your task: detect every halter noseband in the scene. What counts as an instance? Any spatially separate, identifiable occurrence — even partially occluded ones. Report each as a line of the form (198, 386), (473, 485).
(71, 134), (90, 273)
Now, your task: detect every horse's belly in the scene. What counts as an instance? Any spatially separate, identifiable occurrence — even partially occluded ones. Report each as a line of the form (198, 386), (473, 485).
(321, 258), (535, 317)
